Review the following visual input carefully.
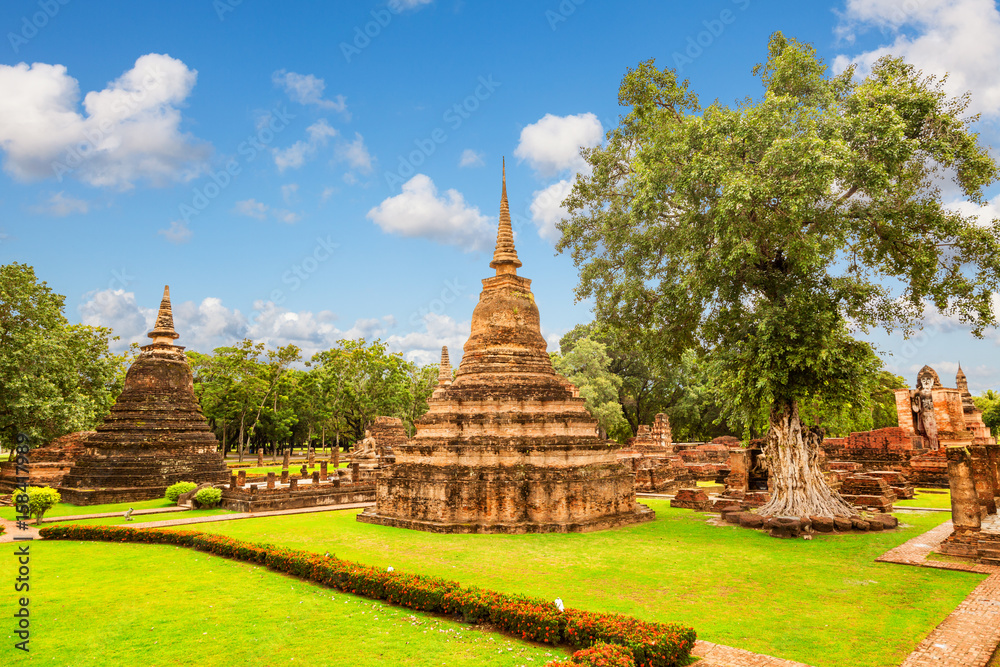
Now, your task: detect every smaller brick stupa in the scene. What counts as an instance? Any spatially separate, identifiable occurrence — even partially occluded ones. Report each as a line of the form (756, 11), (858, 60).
(59, 286), (229, 504)
(358, 163), (654, 533)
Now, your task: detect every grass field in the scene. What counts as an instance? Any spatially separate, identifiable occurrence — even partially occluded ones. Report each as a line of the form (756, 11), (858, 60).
(0, 498), (176, 521)
(191, 500), (981, 667)
(0, 499), (235, 525)
(228, 462), (351, 476)
(894, 488), (952, 509)
(0, 540), (564, 666)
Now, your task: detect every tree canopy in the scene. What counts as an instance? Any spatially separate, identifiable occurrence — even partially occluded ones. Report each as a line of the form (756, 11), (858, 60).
(0, 263), (126, 449)
(559, 33), (1000, 516)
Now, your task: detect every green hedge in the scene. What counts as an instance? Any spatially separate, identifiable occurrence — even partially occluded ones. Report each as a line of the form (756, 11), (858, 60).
(39, 524), (695, 666)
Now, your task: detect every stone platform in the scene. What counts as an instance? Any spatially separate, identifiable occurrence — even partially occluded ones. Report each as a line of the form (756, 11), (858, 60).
(358, 165), (652, 534)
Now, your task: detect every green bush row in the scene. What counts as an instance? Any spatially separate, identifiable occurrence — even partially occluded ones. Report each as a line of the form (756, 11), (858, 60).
(38, 524), (696, 667)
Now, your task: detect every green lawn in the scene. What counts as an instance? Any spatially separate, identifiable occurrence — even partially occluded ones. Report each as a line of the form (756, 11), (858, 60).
(192, 500), (981, 667)
(229, 462), (350, 476)
(0, 497), (176, 521)
(0, 540), (564, 666)
(895, 488), (952, 509)
(63, 507), (234, 526)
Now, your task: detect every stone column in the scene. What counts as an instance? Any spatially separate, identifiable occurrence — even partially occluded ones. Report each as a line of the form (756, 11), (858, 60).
(970, 445), (997, 515)
(289, 478), (298, 491)
(267, 472), (276, 489)
(257, 449), (264, 466)
(320, 461), (328, 481)
(237, 470), (246, 488)
(280, 470), (289, 484)
(312, 471), (320, 484)
(333, 444), (339, 468)
(282, 449), (290, 470)
(230, 473), (238, 489)
(300, 464), (308, 479)
(947, 446), (982, 530)
(308, 448), (315, 468)
(351, 462), (360, 483)
(985, 444), (1000, 504)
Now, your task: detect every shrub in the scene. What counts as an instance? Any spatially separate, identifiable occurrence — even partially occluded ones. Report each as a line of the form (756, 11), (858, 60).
(26, 486), (61, 524)
(39, 525), (695, 666)
(546, 642), (637, 667)
(165, 482), (198, 503)
(194, 487), (222, 508)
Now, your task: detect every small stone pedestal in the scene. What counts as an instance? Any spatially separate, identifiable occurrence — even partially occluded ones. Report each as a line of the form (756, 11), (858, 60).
(280, 470), (289, 484)
(266, 472), (276, 489)
(320, 461), (328, 481)
(289, 478), (298, 490)
(300, 465), (308, 479)
(237, 470), (246, 488)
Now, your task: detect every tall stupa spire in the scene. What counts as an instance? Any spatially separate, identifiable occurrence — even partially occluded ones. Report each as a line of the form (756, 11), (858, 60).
(438, 346), (453, 386)
(147, 285), (180, 344)
(489, 158), (522, 275)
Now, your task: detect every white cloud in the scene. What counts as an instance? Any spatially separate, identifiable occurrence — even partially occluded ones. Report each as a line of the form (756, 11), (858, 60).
(514, 113), (603, 177)
(386, 313), (470, 366)
(273, 119), (338, 172)
(335, 132), (373, 173)
(321, 186), (337, 201)
(389, 0), (433, 11)
(948, 192), (1000, 227)
(529, 177), (575, 243)
(79, 289), (154, 349)
(234, 199), (268, 220)
(367, 174), (494, 252)
(281, 183), (299, 205)
(459, 149), (485, 168)
(834, 0), (1000, 119)
(79, 288), (248, 352)
(233, 198), (300, 224)
(0, 54), (209, 189)
(29, 191), (89, 216)
(272, 70), (349, 118)
(158, 220), (192, 244)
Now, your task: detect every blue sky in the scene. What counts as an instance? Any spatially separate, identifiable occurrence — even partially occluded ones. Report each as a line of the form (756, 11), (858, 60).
(2, 0), (1000, 391)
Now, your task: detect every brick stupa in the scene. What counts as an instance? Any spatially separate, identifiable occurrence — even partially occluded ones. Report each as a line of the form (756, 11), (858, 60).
(59, 286), (229, 504)
(358, 164), (654, 533)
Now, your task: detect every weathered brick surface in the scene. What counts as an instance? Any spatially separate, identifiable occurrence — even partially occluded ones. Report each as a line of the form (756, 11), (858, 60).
(0, 431), (94, 492)
(359, 172), (653, 534)
(57, 287), (228, 504)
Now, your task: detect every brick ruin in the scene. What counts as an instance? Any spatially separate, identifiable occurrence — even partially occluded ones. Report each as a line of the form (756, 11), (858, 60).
(821, 365), (995, 487)
(0, 430), (93, 493)
(615, 414), (731, 493)
(939, 444), (1000, 565)
(358, 165), (654, 534)
(57, 286), (231, 505)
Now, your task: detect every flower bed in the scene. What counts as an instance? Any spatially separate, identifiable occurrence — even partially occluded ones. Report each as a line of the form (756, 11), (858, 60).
(39, 524), (695, 666)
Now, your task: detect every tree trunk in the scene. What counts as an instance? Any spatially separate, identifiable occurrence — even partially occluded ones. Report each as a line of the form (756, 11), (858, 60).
(756, 399), (857, 518)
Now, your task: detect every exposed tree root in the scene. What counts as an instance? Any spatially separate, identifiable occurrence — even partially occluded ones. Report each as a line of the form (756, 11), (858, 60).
(757, 400), (858, 518)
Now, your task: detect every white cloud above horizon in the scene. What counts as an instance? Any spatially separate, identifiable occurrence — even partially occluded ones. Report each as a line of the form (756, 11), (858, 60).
(834, 0), (1000, 119)
(367, 173), (494, 252)
(233, 198), (301, 224)
(0, 53), (210, 189)
(273, 118), (338, 172)
(29, 191), (89, 216)
(459, 149), (485, 168)
(272, 70), (349, 118)
(514, 112), (603, 178)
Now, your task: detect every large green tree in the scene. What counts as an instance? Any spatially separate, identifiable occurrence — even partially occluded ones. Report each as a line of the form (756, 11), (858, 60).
(551, 336), (628, 440)
(0, 263), (125, 451)
(559, 34), (1000, 517)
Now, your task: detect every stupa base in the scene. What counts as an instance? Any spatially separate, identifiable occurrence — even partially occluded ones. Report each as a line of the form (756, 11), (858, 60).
(57, 485), (181, 506)
(356, 503), (655, 534)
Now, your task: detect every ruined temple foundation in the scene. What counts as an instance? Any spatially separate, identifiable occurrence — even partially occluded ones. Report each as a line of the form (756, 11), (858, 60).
(821, 365), (995, 487)
(58, 286), (230, 504)
(939, 443), (1000, 564)
(358, 165), (653, 534)
(0, 431), (93, 493)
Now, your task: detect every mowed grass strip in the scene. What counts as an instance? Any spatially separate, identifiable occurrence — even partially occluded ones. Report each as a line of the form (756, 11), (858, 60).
(894, 488), (952, 509)
(0, 540), (568, 666)
(0, 498), (177, 521)
(196, 500), (982, 667)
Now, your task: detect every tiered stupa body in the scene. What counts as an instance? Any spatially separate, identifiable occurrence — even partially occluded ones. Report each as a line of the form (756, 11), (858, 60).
(358, 166), (654, 533)
(58, 286), (230, 504)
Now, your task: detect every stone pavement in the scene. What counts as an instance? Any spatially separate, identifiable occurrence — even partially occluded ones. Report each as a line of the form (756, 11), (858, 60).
(878, 519), (1000, 667)
(692, 641), (814, 667)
